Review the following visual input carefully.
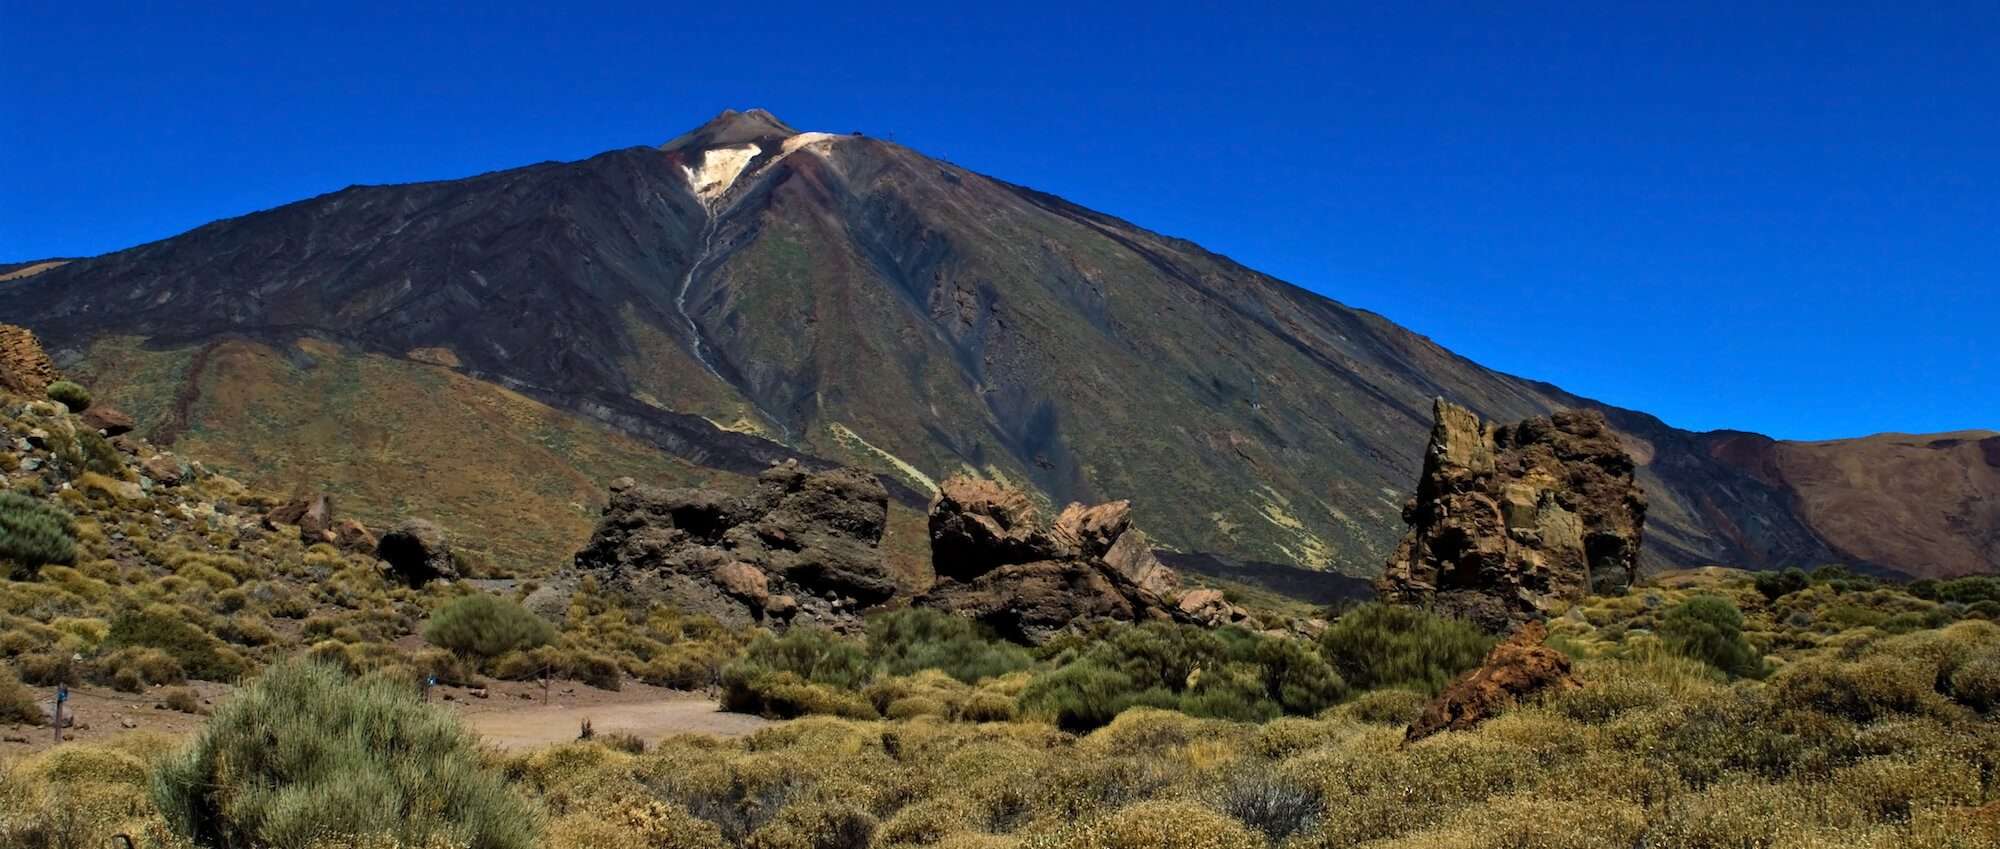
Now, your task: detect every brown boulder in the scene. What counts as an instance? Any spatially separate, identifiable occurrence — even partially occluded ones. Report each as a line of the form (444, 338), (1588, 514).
(929, 476), (1053, 579)
(1377, 398), (1647, 631)
(0, 324), (59, 397)
(141, 454), (186, 486)
(917, 476), (1193, 643)
(332, 519), (378, 553)
(1175, 588), (1249, 627)
(81, 406), (136, 437)
(265, 493), (335, 540)
(712, 561), (770, 605)
(573, 460), (896, 630)
(1405, 620), (1579, 743)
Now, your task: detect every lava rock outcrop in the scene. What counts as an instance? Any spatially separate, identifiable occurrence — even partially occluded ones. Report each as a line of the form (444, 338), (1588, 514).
(918, 476), (1221, 643)
(573, 460), (898, 629)
(1405, 620), (1580, 742)
(1377, 398), (1647, 631)
(0, 324), (59, 397)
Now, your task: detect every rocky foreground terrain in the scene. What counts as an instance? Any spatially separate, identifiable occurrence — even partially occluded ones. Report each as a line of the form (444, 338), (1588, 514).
(4, 327), (2000, 848)
(4, 109), (1993, 581)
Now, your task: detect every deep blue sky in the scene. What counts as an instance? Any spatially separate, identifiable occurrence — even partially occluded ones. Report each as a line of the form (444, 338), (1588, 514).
(4, 2), (1994, 440)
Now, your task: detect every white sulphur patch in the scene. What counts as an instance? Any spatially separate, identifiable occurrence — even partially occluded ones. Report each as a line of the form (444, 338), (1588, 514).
(681, 143), (762, 205)
(779, 131), (842, 156)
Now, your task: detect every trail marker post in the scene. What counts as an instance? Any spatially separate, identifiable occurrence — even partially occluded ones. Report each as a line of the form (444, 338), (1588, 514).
(52, 684), (67, 744)
(424, 674), (437, 702)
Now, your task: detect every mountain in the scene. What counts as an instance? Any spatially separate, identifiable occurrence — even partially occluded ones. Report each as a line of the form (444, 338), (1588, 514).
(3, 109), (1993, 581)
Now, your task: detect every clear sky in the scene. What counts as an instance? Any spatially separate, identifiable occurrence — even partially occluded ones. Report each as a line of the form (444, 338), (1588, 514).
(3, 2), (1993, 440)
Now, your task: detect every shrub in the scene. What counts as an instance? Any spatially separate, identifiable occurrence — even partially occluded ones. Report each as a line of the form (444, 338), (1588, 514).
(0, 491), (77, 576)
(160, 687), (203, 714)
(0, 664), (43, 724)
(571, 650), (624, 691)
(1212, 770), (1324, 845)
(722, 669), (877, 720)
(1318, 603), (1492, 694)
(1253, 634), (1348, 714)
(1179, 663), (1280, 722)
(14, 651), (79, 686)
(75, 429), (123, 476)
(1753, 567), (1810, 602)
(96, 646), (186, 691)
(151, 659), (535, 849)
(44, 381), (91, 412)
(1773, 656), (1941, 722)
(105, 604), (246, 681)
(424, 593), (557, 659)
(1340, 688), (1428, 725)
(744, 799), (877, 849)
(1946, 651), (2000, 712)
(1056, 799), (1261, 849)
(1019, 660), (1171, 732)
(543, 798), (724, 849)
(1659, 596), (1767, 679)
(866, 608), (1032, 682)
(725, 628), (876, 691)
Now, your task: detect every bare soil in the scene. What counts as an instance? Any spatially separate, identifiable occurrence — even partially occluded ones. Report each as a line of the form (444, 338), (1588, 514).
(1, 678), (772, 756)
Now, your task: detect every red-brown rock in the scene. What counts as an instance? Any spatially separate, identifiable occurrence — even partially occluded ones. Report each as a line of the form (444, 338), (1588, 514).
(81, 406), (136, 437)
(918, 475), (1200, 643)
(1405, 621), (1580, 743)
(141, 454), (185, 486)
(265, 493), (334, 540)
(1378, 398), (1647, 631)
(0, 324), (59, 397)
(332, 519), (378, 553)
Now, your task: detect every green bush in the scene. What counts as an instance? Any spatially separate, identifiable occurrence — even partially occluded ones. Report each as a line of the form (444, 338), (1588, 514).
(1253, 634), (1348, 714)
(866, 608), (1032, 682)
(1924, 575), (2000, 606)
(1753, 568), (1810, 603)
(44, 380), (90, 412)
(1179, 664), (1281, 723)
(1946, 651), (2000, 712)
(1020, 660), (1174, 732)
(1660, 596), (1767, 679)
(152, 659), (535, 849)
(424, 593), (556, 659)
(75, 430), (123, 476)
(728, 628), (875, 690)
(0, 664), (44, 724)
(720, 629), (879, 719)
(105, 604), (246, 681)
(0, 491), (77, 576)
(1318, 604), (1492, 694)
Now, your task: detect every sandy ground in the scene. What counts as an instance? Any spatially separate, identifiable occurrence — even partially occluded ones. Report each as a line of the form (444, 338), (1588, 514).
(442, 679), (775, 750)
(1, 680), (228, 753)
(2, 678), (772, 756)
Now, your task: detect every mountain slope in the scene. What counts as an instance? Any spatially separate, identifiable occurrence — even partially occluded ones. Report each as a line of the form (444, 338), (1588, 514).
(3, 109), (1991, 579)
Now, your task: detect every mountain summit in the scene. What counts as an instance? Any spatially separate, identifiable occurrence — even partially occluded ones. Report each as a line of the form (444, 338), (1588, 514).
(2, 112), (1993, 579)
(662, 108), (800, 151)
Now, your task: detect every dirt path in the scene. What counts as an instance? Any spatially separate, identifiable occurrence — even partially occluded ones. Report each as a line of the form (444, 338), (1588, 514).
(2, 679), (773, 757)
(439, 680), (774, 750)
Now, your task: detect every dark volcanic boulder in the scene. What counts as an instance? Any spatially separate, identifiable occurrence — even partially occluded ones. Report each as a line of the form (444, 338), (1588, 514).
(1378, 398), (1647, 631)
(378, 519), (458, 586)
(918, 476), (1209, 643)
(573, 460), (897, 630)
(1406, 620), (1579, 742)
